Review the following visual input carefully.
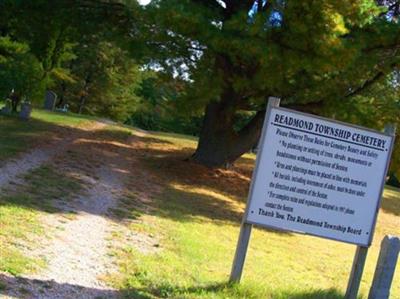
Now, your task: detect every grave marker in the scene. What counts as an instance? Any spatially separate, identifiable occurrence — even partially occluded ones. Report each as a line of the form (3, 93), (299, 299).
(44, 90), (57, 111)
(19, 102), (32, 120)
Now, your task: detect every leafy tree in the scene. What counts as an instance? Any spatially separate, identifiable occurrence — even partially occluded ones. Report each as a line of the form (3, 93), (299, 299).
(0, 1), (79, 98)
(0, 36), (43, 103)
(0, 0), (141, 119)
(328, 71), (400, 177)
(136, 0), (400, 168)
(55, 37), (143, 122)
(128, 75), (203, 135)
(0, 0), (131, 102)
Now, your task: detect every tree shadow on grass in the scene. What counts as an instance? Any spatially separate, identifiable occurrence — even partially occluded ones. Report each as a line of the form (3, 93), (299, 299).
(154, 185), (245, 224)
(139, 145), (253, 202)
(0, 273), (121, 299)
(0, 112), (257, 224)
(152, 184), (290, 237)
(0, 116), (289, 229)
(97, 133), (291, 236)
(0, 274), (351, 299)
(121, 281), (347, 299)
(0, 120), (177, 222)
(127, 137), (288, 234)
(93, 127), (174, 146)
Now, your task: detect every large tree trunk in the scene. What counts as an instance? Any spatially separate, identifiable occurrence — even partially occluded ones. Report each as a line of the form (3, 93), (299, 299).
(192, 51), (267, 168)
(78, 72), (92, 114)
(192, 100), (266, 168)
(56, 82), (67, 108)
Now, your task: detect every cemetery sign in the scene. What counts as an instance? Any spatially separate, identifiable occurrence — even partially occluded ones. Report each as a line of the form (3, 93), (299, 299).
(245, 106), (394, 246)
(230, 98), (396, 292)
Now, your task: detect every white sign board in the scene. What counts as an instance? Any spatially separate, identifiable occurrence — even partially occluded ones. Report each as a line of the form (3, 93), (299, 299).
(246, 108), (394, 246)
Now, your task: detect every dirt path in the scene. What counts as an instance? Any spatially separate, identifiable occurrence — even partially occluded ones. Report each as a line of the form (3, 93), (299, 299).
(39, 167), (120, 290)
(2, 165), (123, 299)
(0, 122), (136, 299)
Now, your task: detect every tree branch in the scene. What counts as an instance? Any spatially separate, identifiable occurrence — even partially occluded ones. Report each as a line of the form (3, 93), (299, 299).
(237, 109), (266, 149)
(344, 71), (386, 98)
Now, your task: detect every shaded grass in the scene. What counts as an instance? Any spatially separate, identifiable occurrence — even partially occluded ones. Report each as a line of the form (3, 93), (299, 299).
(121, 283), (345, 299)
(109, 129), (399, 299)
(0, 109), (94, 162)
(0, 166), (85, 275)
(22, 166), (84, 209)
(143, 130), (198, 147)
(0, 114), (49, 162)
(95, 125), (133, 142)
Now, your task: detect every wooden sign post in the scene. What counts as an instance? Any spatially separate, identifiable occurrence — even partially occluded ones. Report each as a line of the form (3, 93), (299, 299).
(230, 97), (280, 282)
(230, 98), (396, 299)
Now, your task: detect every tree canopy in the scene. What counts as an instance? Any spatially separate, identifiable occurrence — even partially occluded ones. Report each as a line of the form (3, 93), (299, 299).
(0, 0), (143, 121)
(131, 0), (400, 172)
(0, 0), (399, 174)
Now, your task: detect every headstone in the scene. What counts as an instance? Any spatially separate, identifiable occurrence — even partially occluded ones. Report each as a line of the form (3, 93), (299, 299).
(43, 90), (57, 111)
(19, 102), (32, 120)
(368, 235), (400, 299)
(55, 104), (69, 113)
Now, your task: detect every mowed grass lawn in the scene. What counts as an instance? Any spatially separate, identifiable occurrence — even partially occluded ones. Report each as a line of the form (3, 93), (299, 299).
(110, 129), (400, 299)
(0, 111), (399, 298)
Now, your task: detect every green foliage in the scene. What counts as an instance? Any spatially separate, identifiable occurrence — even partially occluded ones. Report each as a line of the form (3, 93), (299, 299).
(128, 76), (203, 135)
(0, 0), (141, 119)
(139, 1), (380, 101)
(387, 174), (400, 187)
(0, 36), (44, 101)
(55, 39), (143, 121)
(128, 108), (203, 136)
(133, 0), (400, 166)
(322, 71), (400, 176)
(0, 1), (80, 96)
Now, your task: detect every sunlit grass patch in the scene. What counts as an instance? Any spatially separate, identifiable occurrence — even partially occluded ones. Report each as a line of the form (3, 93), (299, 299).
(31, 109), (95, 128)
(130, 128), (198, 150)
(0, 247), (45, 276)
(0, 166), (86, 276)
(0, 199), (46, 275)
